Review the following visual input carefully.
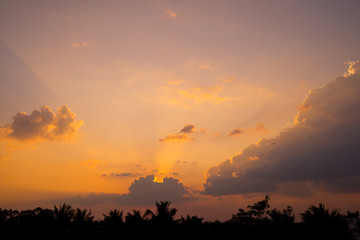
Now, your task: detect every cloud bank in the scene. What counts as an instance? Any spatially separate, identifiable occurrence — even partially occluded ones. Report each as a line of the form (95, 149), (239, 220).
(204, 61), (360, 196)
(1, 106), (83, 142)
(68, 175), (189, 205)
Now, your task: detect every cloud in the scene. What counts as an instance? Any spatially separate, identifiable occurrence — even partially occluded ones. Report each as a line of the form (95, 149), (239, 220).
(204, 62), (360, 196)
(82, 159), (107, 169)
(72, 42), (89, 48)
(254, 123), (265, 131)
(179, 124), (196, 133)
(164, 10), (177, 18)
(159, 124), (196, 143)
(197, 64), (211, 71)
(68, 175), (189, 205)
(1, 105), (83, 142)
(101, 172), (141, 178)
(176, 86), (234, 106)
(229, 123), (265, 136)
(229, 128), (244, 136)
(159, 134), (193, 142)
(344, 60), (360, 76)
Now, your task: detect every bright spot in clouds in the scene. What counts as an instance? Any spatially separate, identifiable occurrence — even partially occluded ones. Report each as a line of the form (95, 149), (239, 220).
(164, 9), (177, 18)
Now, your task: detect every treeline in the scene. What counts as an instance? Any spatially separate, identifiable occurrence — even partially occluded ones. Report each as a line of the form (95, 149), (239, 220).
(0, 196), (358, 240)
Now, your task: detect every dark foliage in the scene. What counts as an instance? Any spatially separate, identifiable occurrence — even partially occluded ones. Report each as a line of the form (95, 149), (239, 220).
(0, 198), (356, 240)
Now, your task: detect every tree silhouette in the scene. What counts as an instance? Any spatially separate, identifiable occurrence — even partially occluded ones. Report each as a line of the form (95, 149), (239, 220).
(73, 208), (93, 225)
(268, 205), (295, 224)
(179, 215), (204, 239)
(53, 203), (75, 236)
(102, 209), (124, 236)
(301, 203), (350, 240)
(230, 195), (271, 225)
(0, 198), (356, 240)
(103, 209), (124, 225)
(125, 210), (145, 225)
(124, 210), (148, 239)
(145, 201), (177, 224)
(247, 195), (270, 221)
(145, 201), (178, 239)
(53, 203), (74, 224)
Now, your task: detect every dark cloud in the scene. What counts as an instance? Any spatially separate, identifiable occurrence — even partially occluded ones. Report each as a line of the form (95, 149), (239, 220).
(179, 124), (196, 133)
(67, 175), (190, 206)
(204, 62), (360, 196)
(159, 124), (196, 143)
(1, 106), (83, 142)
(229, 128), (244, 136)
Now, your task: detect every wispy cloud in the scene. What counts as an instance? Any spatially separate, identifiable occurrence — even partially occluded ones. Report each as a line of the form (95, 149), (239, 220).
(197, 64), (211, 71)
(72, 42), (89, 48)
(101, 172), (141, 178)
(229, 123), (266, 136)
(159, 133), (193, 143)
(164, 9), (178, 18)
(159, 124), (196, 143)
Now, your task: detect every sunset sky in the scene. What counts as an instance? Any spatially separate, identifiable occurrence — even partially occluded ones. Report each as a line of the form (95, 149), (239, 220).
(1, 0), (360, 220)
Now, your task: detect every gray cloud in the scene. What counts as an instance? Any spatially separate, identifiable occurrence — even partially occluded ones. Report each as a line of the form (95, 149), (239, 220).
(179, 124), (196, 133)
(204, 61), (360, 196)
(2, 105), (83, 141)
(68, 175), (190, 206)
(229, 128), (244, 136)
(101, 172), (141, 178)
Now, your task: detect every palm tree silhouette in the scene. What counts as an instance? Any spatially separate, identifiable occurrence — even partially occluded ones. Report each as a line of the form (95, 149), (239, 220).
(102, 208), (124, 236)
(301, 203), (350, 240)
(125, 210), (145, 225)
(73, 208), (93, 224)
(103, 209), (124, 225)
(53, 203), (74, 235)
(53, 203), (74, 223)
(145, 201), (177, 224)
(144, 201), (178, 239)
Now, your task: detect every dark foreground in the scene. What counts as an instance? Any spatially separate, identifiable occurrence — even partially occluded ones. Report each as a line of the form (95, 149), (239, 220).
(0, 196), (359, 240)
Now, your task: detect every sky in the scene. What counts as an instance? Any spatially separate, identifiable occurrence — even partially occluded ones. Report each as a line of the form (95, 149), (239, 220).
(1, 0), (360, 221)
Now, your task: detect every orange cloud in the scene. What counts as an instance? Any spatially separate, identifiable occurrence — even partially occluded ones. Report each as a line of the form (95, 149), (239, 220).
(176, 86), (233, 106)
(159, 124), (196, 143)
(2, 105), (83, 142)
(254, 123), (265, 131)
(72, 42), (89, 48)
(197, 64), (211, 71)
(344, 60), (360, 76)
(164, 10), (177, 18)
(159, 133), (193, 142)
